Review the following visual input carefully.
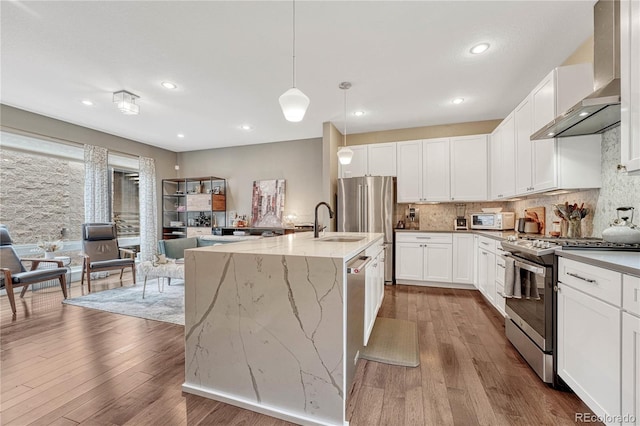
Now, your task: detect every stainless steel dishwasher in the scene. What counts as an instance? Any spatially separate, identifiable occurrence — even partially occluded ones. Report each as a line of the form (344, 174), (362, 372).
(345, 252), (371, 396)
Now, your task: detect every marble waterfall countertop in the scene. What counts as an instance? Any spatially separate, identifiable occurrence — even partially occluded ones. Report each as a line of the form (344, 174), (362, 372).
(193, 231), (384, 260)
(182, 231), (383, 426)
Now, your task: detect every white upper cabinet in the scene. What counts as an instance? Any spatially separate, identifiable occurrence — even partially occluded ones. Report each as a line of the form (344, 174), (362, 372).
(490, 113), (516, 200)
(450, 135), (488, 201)
(423, 138), (451, 202)
(513, 64), (601, 196)
(514, 96), (535, 194)
(368, 142), (397, 176)
(396, 140), (423, 202)
(621, 0), (640, 175)
(339, 143), (396, 178)
(397, 138), (450, 203)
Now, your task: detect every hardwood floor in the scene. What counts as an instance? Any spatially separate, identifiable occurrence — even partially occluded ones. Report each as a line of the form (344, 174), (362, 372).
(1, 274), (597, 425)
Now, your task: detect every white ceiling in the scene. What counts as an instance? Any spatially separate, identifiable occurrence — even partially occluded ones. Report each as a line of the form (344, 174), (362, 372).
(1, 1), (596, 153)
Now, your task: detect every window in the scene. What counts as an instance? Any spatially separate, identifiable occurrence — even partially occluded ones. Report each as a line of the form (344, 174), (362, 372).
(0, 131), (141, 263)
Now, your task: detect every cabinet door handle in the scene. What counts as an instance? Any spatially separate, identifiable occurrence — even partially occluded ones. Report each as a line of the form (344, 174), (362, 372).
(416, 237), (431, 240)
(497, 264), (505, 269)
(566, 272), (596, 284)
(481, 252), (488, 256)
(481, 241), (490, 246)
(634, 288), (639, 302)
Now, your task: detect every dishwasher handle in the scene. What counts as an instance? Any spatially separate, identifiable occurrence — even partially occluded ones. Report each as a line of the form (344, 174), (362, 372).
(347, 256), (372, 274)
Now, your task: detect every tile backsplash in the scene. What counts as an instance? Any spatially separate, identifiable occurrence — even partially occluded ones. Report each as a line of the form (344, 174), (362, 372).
(395, 126), (640, 237)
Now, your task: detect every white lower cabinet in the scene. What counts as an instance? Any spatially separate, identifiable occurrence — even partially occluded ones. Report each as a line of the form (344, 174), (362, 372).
(622, 312), (640, 425)
(424, 244), (453, 282)
(477, 247), (495, 304)
(494, 254), (506, 316)
(622, 274), (640, 425)
(452, 234), (474, 284)
(557, 257), (623, 424)
(395, 233), (452, 285)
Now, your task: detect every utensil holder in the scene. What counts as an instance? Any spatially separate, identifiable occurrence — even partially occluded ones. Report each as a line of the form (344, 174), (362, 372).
(567, 219), (582, 238)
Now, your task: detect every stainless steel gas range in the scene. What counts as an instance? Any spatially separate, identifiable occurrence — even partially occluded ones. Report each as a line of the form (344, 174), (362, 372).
(500, 236), (640, 388)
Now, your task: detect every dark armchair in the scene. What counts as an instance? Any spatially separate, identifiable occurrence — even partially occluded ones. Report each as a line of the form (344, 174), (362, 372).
(81, 223), (136, 292)
(0, 225), (68, 315)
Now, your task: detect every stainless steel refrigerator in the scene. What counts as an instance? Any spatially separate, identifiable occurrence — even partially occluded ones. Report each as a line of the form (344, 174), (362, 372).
(337, 176), (395, 283)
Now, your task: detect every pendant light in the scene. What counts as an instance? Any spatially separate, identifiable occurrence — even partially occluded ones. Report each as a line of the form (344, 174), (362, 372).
(337, 82), (354, 165)
(279, 0), (309, 122)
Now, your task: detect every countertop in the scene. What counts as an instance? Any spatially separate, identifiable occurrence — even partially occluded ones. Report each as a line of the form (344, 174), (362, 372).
(191, 231), (384, 261)
(394, 228), (518, 241)
(556, 249), (640, 276)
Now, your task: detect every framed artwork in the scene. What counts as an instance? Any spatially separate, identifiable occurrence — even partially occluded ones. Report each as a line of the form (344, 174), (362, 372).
(250, 179), (286, 227)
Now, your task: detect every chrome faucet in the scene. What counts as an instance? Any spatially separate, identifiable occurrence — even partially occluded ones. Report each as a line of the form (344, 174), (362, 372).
(314, 202), (334, 238)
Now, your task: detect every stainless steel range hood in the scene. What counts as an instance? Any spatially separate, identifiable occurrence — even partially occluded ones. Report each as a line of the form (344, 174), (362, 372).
(531, 0), (620, 140)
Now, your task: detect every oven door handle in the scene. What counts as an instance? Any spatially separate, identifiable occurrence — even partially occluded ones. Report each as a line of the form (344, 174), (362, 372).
(504, 254), (547, 277)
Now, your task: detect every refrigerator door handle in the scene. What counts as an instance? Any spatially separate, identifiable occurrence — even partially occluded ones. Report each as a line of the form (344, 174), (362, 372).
(363, 185), (369, 232)
(357, 184), (363, 231)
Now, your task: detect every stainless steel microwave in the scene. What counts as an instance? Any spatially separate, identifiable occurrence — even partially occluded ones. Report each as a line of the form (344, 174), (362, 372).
(470, 212), (515, 230)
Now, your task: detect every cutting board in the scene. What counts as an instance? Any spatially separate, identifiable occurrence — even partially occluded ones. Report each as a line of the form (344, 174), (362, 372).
(524, 207), (546, 235)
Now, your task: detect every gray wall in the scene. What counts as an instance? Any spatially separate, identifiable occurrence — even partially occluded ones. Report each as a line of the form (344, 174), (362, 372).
(0, 104), (178, 238)
(178, 138), (323, 225)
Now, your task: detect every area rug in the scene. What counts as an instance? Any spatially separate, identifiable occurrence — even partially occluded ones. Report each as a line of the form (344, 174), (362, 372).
(62, 279), (185, 325)
(360, 317), (420, 367)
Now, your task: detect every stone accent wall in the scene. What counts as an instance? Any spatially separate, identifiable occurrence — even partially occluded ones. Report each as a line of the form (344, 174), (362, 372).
(0, 148), (85, 244)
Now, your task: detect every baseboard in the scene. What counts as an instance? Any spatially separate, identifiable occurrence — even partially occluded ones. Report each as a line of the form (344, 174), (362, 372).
(182, 383), (347, 426)
(395, 280), (476, 290)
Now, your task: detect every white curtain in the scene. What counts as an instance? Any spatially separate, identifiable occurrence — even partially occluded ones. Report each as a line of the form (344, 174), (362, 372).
(84, 144), (109, 223)
(139, 156), (158, 262)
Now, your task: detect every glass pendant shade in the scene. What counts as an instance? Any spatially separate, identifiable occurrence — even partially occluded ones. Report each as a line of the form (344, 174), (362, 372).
(279, 87), (310, 122)
(337, 146), (354, 165)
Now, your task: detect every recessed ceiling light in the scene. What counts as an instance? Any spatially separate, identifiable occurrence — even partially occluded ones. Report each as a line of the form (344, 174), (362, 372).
(81, 100), (94, 106)
(579, 111), (590, 117)
(470, 43), (490, 54)
(452, 98), (464, 105)
(547, 132), (555, 137)
(240, 124), (253, 131)
(353, 111), (365, 117)
(177, 133), (185, 138)
(161, 81), (178, 90)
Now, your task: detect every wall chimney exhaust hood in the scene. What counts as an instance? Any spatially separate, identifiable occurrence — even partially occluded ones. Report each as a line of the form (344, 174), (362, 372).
(531, 0), (620, 140)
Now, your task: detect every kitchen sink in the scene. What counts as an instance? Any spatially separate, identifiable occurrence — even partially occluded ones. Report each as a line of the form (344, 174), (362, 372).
(318, 237), (365, 243)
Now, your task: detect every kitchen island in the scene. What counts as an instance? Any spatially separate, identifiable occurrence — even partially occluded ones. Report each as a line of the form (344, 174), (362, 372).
(182, 231), (384, 426)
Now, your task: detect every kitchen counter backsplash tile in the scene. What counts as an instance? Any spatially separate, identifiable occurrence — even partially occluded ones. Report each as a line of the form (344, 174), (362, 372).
(593, 127), (640, 236)
(508, 189), (598, 238)
(394, 202), (509, 231)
